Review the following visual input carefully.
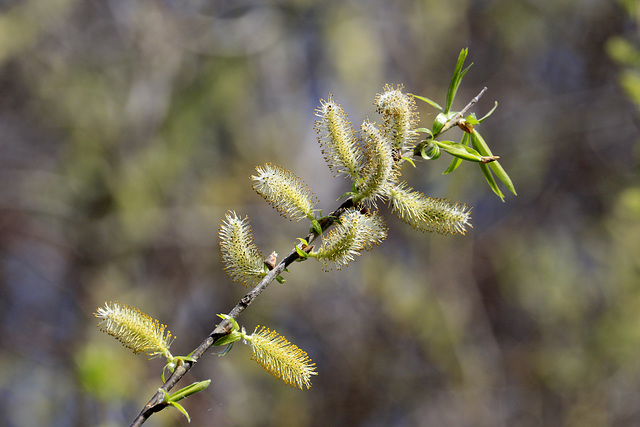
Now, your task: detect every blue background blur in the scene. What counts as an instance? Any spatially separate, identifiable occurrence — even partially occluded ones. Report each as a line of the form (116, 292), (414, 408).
(1, 0), (639, 426)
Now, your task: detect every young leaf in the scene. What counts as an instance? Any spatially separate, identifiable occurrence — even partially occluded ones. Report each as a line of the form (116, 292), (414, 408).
(464, 115), (480, 125)
(432, 112), (453, 136)
(478, 101), (498, 123)
(443, 133), (470, 174)
(479, 163), (505, 201)
(420, 142), (441, 160)
(168, 380), (212, 403)
(434, 140), (484, 162)
(411, 94), (443, 112)
(443, 156), (462, 174)
(169, 402), (190, 423)
(295, 243), (310, 259)
(445, 48), (473, 114)
(310, 219), (323, 236)
(470, 131), (516, 195)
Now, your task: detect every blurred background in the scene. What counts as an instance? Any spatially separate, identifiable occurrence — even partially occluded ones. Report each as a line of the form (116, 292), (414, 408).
(1, 0), (639, 426)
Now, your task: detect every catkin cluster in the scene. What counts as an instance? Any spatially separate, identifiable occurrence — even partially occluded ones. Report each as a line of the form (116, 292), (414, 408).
(314, 85), (471, 235)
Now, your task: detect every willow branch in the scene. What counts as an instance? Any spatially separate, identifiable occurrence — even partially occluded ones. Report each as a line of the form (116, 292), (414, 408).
(130, 89), (485, 426)
(129, 197), (355, 427)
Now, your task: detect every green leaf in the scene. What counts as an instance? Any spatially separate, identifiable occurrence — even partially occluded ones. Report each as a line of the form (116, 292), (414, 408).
(488, 161), (516, 195)
(213, 331), (242, 347)
(478, 101), (498, 123)
(470, 131), (516, 195)
(401, 156), (417, 167)
(310, 219), (322, 235)
(336, 191), (355, 202)
(479, 163), (505, 201)
(411, 94), (443, 112)
(276, 275), (286, 284)
(442, 133), (470, 174)
(445, 48), (473, 114)
(213, 342), (234, 356)
(420, 142), (441, 160)
(414, 128), (433, 137)
(443, 156), (462, 174)
(434, 140), (484, 162)
(168, 380), (211, 403)
(432, 112), (455, 135)
(295, 243), (310, 259)
(464, 114), (480, 125)
(216, 314), (239, 333)
(169, 401), (191, 423)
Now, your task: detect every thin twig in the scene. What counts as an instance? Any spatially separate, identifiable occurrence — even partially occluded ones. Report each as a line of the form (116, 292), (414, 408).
(129, 198), (354, 426)
(438, 86), (488, 135)
(413, 87), (488, 156)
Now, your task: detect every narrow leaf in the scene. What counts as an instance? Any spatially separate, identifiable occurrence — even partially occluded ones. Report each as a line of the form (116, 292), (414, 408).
(443, 133), (470, 174)
(478, 101), (498, 123)
(169, 402), (191, 423)
(414, 127), (433, 137)
(443, 156), (462, 174)
(411, 94), (443, 112)
(445, 48), (471, 114)
(432, 112), (454, 135)
(401, 156), (417, 168)
(479, 163), (505, 201)
(311, 219), (322, 236)
(169, 380), (212, 403)
(435, 140), (484, 162)
(470, 131), (516, 195)
(213, 333), (242, 347)
(217, 314), (239, 332)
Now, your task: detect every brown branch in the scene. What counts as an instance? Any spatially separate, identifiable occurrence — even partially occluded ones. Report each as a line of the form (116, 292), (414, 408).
(129, 197), (355, 426)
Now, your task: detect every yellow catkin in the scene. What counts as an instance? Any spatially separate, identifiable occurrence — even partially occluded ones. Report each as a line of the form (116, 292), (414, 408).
(219, 211), (265, 286)
(95, 301), (174, 359)
(248, 326), (317, 390)
(375, 84), (419, 151)
(389, 182), (471, 235)
(314, 95), (362, 179)
(252, 163), (317, 221)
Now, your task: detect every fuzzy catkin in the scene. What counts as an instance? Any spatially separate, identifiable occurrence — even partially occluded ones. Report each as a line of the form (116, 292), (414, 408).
(95, 301), (174, 358)
(248, 326), (317, 390)
(314, 95), (362, 180)
(315, 209), (387, 269)
(357, 119), (397, 204)
(375, 84), (419, 151)
(219, 211), (265, 286)
(389, 182), (471, 235)
(252, 163), (317, 221)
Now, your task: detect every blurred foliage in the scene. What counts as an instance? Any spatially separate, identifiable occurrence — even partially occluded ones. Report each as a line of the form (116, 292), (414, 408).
(0, 0), (638, 426)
